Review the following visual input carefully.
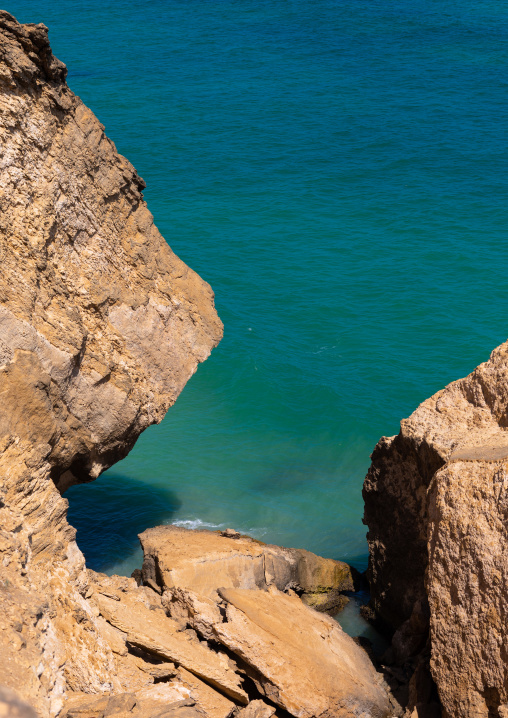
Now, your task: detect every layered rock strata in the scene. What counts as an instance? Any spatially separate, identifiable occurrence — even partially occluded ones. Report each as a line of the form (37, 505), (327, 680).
(364, 341), (508, 717)
(81, 536), (394, 718)
(0, 10), (221, 716)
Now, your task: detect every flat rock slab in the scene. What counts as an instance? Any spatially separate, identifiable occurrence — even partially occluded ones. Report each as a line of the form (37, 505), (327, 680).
(450, 443), (508, 462)
(173, 586), (392, 718)
(95, 590), (247, 704)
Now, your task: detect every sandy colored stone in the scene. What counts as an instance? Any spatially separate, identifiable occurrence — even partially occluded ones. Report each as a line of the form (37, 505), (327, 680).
(236, 700), (275, 718)
(131, 684), (197, 718)
(364, 342), (508, 631)
(62, 690), (202, 718)
(0, 10), (221, 717)
(427, 460), (508, 717)
(364, 340), (508, 717)
(176, 668), (235, 718)
(0, 10), (222, 490)
(139, 525), (354, 612)
(95, 618), (128, 657)
(95, 591), (247, 704)
(62, 693), (110, 718)
(0, 687), (39, 718)
(172, 585), (392, 718)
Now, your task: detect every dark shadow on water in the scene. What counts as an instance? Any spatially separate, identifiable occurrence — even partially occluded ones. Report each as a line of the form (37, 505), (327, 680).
(66, 472), (180, 573)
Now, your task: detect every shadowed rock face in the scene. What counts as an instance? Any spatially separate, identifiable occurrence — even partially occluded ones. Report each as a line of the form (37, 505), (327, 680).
(364, 341), (508, 717)
(0, 10), (221, 715)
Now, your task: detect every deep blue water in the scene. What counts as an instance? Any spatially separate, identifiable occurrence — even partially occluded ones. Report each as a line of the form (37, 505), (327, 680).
(8, 1), (508, 576)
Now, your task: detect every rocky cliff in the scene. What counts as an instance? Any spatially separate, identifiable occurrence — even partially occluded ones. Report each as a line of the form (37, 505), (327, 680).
(364, 342), (508, 717)
(0, 9), (222, 715)
(0, 12), (394, 718)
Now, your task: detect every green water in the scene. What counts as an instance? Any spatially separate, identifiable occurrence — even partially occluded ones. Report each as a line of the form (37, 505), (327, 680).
(7, 2), (508, 587)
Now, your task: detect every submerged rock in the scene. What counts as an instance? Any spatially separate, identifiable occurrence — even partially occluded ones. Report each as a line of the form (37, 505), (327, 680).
(364, 340), (508, 717)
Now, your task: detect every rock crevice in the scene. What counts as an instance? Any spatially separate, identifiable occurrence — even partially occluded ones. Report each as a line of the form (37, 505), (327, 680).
(364, 341), (508, 717)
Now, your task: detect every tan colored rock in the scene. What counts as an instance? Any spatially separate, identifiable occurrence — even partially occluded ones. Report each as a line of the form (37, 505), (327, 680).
(62, 688), (200, 718)
(176, 668), (235, 718)
(134, 662), (177, 681)
(170, 585), (392, 718)
(95, 618), (128, 657)
(0, 10), (221, 717)
(0, 10), (222, 490)
(236, 700), (275, 718)
(62, 694), (111, 718)
(95, 589), (247, 704)
(0, 687), (39, 718)
(166, 588), (224, 638)
(427, 459), (508, 717)
(139, 525), (354, 612)
(364, 340), (508, 716)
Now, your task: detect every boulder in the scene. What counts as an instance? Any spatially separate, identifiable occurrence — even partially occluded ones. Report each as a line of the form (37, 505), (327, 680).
(139, 525), (354, 613)
(167, 585), (393, 718)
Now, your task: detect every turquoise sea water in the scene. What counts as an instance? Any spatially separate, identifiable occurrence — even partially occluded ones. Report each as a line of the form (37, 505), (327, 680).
(9, 1), (508, 577)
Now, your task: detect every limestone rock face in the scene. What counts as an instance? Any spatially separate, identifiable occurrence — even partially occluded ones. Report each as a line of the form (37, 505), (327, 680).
(139, 525), (355, 612)
(167, 585), (393, 718)
(0, 10), (221, 717)
(363, 340), (508, 717)
(0, 9), (222, 488)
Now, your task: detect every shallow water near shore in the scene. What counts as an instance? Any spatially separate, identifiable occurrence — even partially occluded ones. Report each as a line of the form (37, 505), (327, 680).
(9, 0), (508, 601)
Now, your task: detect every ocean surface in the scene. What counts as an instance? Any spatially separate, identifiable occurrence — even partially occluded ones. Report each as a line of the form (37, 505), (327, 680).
(9, 2), (508, 590)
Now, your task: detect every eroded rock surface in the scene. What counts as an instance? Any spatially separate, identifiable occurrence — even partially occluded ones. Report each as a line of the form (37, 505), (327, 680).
(364, 341), (508, 717)
(166, 585), (393, 718)
(139, 525), (355, 612)
(0, 10), (221, 716)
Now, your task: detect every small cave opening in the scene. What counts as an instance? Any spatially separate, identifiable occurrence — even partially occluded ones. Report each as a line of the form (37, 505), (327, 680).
(65, 471), (181, 576)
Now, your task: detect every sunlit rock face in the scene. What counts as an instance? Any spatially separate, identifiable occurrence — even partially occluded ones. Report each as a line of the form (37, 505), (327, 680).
(0, 10), (222, 489)
(0, 10), (221, 715)
(364, 340), (508, 717)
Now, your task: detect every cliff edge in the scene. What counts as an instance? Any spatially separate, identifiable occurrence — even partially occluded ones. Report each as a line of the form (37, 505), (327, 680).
(0, 10), (222, 714)
(364, 341), (508, 717)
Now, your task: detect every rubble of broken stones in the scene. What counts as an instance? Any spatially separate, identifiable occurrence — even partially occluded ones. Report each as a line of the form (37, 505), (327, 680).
(59, 526), (399, 718)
